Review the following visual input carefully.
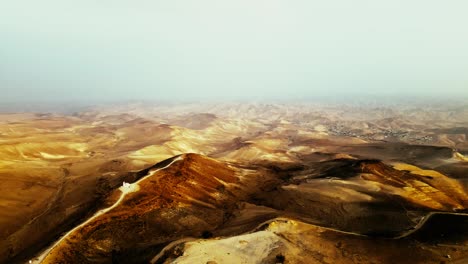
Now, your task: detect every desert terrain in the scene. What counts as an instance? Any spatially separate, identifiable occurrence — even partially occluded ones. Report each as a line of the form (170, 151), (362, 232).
(1, 101), (468, 263)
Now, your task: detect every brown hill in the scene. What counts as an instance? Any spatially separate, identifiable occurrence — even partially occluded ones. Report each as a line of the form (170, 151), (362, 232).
(252, 159), (468, 236)
(39, 154), (251, 263)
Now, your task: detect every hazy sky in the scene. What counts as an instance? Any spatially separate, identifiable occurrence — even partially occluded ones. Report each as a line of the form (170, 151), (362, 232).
(1, 1), (468, 102)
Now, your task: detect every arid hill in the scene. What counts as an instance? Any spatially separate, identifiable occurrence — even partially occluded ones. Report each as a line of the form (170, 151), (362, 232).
(1, 102), (467, 263)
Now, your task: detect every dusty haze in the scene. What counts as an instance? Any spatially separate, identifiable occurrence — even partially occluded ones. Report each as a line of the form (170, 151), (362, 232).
(2, 1), (468, 102)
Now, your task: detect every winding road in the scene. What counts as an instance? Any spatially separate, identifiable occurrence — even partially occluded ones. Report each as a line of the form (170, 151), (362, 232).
(30, 156), (183, 264)
(28, 153), (468, 263)
(395, 211), (468, 239)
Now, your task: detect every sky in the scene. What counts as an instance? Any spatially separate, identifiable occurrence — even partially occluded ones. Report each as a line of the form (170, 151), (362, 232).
(1, 1), (468, 102)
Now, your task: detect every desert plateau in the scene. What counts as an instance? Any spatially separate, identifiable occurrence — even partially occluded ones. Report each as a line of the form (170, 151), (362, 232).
(2, 2), (468, 263)
(0, 102), (467, 264)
